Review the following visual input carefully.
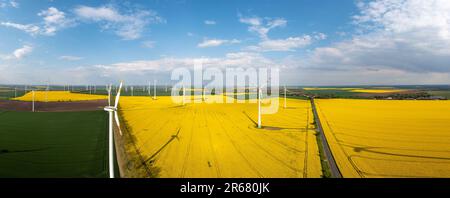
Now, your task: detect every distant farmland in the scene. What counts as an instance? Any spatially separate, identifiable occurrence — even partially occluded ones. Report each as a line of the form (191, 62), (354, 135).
(0, 111), (108, 177)
(315, 99), (450, 177)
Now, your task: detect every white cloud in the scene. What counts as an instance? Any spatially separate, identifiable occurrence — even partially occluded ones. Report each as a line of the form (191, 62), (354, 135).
(0, 0), (18, 8)
(187, 32), (194, 37)
(314, 32), (327, 40)
(74, 5), (164, 40)
(9, 0), (18, 8)
(0, 22), (40, 35)
(38, 7), (72, 35)
(239, 15), (286, 40)
(204, 20), (216, 25)
(142, 41), (155, 48)
(248, 36), (312, 52)
(238, 15), (324, 52)
(95, 52), (277, 74)
(1, 7), (71, 36)
(59, 55), (83, 61)
(305, 0), (450, 74)
(1, 45), (33, 60)
(247, 33), (326, 52)
(198, 38), (241, 48)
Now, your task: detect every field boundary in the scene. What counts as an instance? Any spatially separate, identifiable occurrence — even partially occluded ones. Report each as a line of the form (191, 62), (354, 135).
(310, 97), (342, 178)
(0, 99), (107, 112)
(114, 107), (160, 178)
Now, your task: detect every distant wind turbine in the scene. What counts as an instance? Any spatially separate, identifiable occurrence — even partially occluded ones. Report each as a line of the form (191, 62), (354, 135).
(153, 80), (157, 100)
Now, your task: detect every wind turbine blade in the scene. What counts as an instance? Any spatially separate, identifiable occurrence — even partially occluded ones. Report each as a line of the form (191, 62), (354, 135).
(114, 81), (123, 108)
(114, 111), (122, 136)
(108, 90), (111, 106)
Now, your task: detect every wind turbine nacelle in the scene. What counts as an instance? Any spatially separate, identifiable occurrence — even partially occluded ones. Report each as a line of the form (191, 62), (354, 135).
(104, 106), (117, 112)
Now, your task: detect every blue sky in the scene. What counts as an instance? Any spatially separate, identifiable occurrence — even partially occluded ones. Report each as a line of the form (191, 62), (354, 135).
(0, 0), (449, 85)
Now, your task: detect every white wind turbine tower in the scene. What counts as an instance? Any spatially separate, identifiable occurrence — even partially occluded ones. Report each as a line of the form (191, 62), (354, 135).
(131, 86), (134, 96)
(104, 81), (123, 178)
(284, 85), (287, 109)
(182, 85), (186, 105)
(153, 79), (157, 100)
(32, 90), (35, 112)
(106, 84), (112, 106)
(148, 82), (151, 96)
(258, 85), (262, 129)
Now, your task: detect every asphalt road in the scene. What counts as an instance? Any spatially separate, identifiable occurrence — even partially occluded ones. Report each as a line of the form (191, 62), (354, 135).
(310, 97), (342, 178)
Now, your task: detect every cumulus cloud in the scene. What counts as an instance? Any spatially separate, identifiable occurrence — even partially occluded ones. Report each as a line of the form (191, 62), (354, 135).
(1, 45), (33, 60)
(248, 35), (321, 52)
(1, 7), (71, 36)
(142, 40), (156, 48)
(9, 0), (17, 8)
(59, 55), (83, 61)
(197, 38), (241, 48)
(38, 7), (73, 35)
(74, 5), (164, 40)
(0, 22), (40, 35)
(204, 20), (216, 25)
(304, 0), (450, 74)
(239, 15), (287, 40)
(239, 15), (324, 52)
(95, 52), (277, 74)
(0, 0), (18, 8)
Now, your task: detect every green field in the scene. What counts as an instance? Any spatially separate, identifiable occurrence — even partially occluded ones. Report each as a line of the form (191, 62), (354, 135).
(428, 91), (450, 99)
(0, 110), (108, 177)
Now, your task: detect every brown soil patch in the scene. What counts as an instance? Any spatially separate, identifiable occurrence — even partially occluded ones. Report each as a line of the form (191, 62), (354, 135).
(0, 99), (107, 112)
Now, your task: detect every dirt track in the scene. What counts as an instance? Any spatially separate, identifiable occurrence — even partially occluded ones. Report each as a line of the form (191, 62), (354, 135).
(0, 99), (107, 112)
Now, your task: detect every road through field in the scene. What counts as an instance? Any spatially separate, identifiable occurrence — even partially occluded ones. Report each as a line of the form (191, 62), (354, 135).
(310, 98), (342, 178)
(119, 96), (321, 178)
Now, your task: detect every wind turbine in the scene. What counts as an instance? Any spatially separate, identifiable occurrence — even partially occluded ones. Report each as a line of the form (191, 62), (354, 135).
(106, 84), (112, 106)
(182, 85), (186, 105)
(258, 86), (262, 128)
(32, 90), (35, 112)
(284, 85), (287, 109)
(153, 79), (157, 100)
(103, 81), (123, 178)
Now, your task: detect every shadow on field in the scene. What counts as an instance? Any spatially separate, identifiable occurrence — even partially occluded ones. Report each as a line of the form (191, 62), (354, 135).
(0, 147), (50, 154)
(242, 111), (307, 131)
(242, 111), (258, 127)
(141, 128), (181, 166)
(347, 144), (450, 161)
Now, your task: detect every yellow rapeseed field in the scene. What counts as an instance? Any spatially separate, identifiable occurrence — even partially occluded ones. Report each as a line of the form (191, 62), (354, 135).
(315, 99), (450, 178)
(120, 95), (321, 178)
(14, 91), (107, 102)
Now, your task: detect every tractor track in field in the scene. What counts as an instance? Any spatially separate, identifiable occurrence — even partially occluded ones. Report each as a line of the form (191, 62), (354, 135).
(310, 98), (342, 178)
(223, 111), (302, 175)
(202, 108), (222, 177)
(180, 106), (196, 178)
(211, 111), (264, 177)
